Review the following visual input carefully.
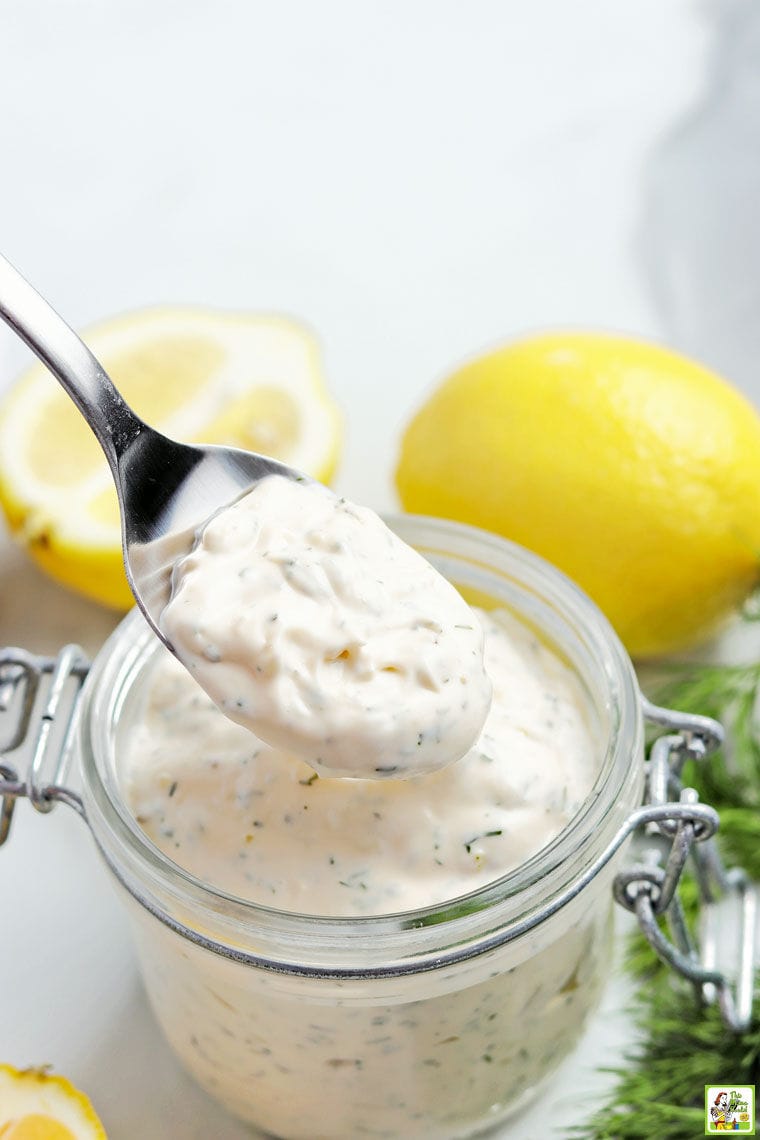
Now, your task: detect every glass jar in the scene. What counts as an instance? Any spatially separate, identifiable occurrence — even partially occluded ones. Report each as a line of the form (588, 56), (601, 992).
(71, 514), (643, 1140)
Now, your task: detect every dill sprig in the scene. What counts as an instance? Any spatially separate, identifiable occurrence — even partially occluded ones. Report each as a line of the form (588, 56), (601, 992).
(577, 980), (760, 1138)
(576, 652), (760, 1139)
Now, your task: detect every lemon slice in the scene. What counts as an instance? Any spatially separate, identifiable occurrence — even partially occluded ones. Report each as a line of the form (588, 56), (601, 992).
(0, 308), (341, 608)
(0, 1065), (106, 1139)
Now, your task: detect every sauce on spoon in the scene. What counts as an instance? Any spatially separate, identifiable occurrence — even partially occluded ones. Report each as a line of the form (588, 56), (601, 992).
(160, 475), (492, 779)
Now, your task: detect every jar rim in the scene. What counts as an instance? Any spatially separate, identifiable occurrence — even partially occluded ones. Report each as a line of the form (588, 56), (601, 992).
(78, 514), (643, 971)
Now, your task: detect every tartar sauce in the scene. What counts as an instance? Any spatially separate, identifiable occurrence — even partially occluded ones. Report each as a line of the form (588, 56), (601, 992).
(124, 546), (604, 1139)
(126, 608), (594, 915)
(160, 475), (492, 779)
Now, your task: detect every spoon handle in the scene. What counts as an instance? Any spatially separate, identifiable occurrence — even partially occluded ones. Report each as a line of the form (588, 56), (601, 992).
(0, 253), (144, 477)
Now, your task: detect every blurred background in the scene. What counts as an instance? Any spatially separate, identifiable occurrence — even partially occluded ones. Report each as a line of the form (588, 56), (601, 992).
(3, 0), (748, 518)
(1, 1), (758, 1135)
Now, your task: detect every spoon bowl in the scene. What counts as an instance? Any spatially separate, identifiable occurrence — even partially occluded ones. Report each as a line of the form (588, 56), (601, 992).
(0, 254), (308, 644)
(109, 428), (305, 642)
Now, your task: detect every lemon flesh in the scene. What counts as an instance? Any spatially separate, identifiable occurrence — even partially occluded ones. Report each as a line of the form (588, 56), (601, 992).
(0, 308), (341, 608)
(396, 332), (760, 658)
(0, 1067), (106, 1140)
(0, 1115), (77, 1140)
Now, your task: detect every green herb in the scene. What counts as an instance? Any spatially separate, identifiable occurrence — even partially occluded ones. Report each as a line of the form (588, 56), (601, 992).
(464, 830), (503, 854)
(577, 980), (760, 1138)
(577, 654), (760, 1139)
(404, 895), (488, 928)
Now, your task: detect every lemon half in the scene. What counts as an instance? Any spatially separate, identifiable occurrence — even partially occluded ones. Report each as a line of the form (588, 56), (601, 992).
(396, 332), (760, 657)
(0, 308), (341, 608)
(0, 1065), (106, 1139)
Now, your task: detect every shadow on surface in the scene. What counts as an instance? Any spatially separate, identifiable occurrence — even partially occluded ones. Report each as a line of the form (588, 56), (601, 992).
(0, 529), (119, 656)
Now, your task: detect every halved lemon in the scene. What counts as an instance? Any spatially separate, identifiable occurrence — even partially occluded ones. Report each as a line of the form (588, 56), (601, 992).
(0, 308), (341, 608)
(0, 1065), (106, 1139)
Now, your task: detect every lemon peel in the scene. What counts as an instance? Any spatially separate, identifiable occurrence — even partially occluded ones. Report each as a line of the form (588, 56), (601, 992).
(0, 1065), (106, 1139)
(396, 332), (760, 657)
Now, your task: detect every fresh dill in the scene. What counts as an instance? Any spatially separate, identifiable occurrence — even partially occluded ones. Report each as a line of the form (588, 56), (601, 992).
(576, 980), (760, 1138)
(576, 652), (760, 1139)
(464, 830), (503, 854)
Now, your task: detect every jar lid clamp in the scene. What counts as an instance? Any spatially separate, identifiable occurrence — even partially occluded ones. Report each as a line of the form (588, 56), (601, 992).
(0, 644), (87, 843)
(0, 646), (754, 1029)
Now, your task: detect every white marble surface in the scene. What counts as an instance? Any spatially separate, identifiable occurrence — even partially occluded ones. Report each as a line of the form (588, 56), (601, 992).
(0, 1), (757, 1136)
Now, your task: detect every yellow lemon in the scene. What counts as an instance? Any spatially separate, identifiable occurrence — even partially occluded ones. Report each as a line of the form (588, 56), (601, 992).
(0, 308), (341, 608)
(0, 1065), (106, 1139)
(396, 332), (760, 657)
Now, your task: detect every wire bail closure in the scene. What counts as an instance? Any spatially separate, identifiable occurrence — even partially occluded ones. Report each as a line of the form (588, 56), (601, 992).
(0, 644), (88, 845)
(0, 648), (755, 1024)
(614, 698), (756, 1032)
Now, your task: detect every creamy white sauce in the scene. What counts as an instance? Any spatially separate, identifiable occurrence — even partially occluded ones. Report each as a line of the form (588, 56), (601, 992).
(160, 476), (492, 779)
(122, 603), (605, 1139)
(134, 897), (612, 1140)
(125, 608), (594, 916)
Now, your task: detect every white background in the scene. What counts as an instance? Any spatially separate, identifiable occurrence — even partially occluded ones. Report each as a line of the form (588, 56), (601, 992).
(0, 1), (757, 1136)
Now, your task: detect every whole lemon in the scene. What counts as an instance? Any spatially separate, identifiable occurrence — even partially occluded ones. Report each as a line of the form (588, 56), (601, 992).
(395, 333), (760, 658)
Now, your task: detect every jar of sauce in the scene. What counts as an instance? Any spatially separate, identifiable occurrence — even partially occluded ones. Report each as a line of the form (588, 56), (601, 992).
(1, 516), (745, 1140)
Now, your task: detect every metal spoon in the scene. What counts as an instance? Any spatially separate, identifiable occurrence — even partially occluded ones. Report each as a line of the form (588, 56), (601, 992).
(0, 253), (306, 645)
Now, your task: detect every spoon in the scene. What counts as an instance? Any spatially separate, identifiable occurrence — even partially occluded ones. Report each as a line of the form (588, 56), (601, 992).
(0, 253), (306, 645)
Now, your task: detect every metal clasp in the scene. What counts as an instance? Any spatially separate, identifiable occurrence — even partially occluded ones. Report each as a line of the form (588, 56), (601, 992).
(0, 644), (90, 845)
(613, 698), (756, 1032)
(0, 644), (756, 1021)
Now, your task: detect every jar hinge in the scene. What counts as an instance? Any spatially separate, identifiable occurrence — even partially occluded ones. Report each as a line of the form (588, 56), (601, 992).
(613, 697), (756, 1033)
(0, 645), (90, 846)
